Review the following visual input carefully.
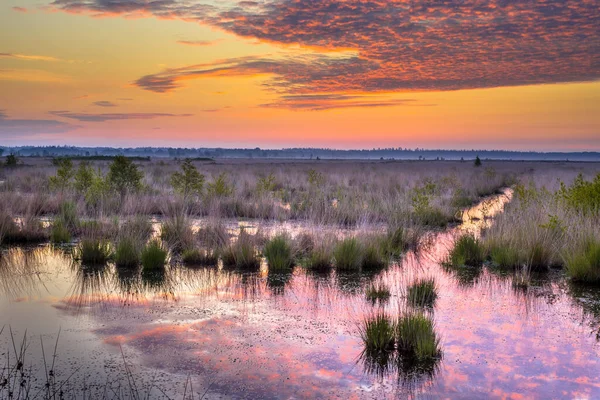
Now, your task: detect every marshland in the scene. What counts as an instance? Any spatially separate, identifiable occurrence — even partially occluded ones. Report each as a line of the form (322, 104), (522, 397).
(1, 155), (600, 399)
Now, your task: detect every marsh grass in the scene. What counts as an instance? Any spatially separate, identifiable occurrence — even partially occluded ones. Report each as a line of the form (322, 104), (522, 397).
(222, 229), (260, 270)
(359, 313), (396, 353)
(77, 238), (111, 265)
(114, 237), (140, 267)
(565, 239), (600, 284)
(263, 234), (294, 271)
(407, 278), (438, 307)
(181, 248), (219, 266)
(361, 239), (388, 271)
(448, 234), (485, 267)
(141, 240), (168, 271)
(160, 213), (194, 253)
(488, 242), (521, 269)
(365, 282), (391, 303)
(334, 237), (363, 271)
(197, 222), (230, 248)
(50, 219), (71, 244)
(396, 313), (441, 367)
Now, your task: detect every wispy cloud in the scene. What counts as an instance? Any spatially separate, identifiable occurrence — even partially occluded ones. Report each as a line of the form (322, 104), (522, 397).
(50, 110), (193, 122)
(177, 39), (222, 47)
(12, 7), (28, 13)
(0, 110), (78, 136)
(0, 53), (59, 62)
(93, 100), (117, 107)
(259, 94), (431, 111)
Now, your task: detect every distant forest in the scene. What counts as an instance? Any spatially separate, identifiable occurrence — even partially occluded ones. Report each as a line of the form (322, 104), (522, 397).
(1, 146), (599, 161)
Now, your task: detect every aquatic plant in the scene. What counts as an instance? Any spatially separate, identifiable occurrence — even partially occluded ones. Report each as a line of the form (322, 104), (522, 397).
(263, 234), (294, 271)
(197, 222), (230, 248)
(160, 213), (194, 253)
(565, 239), (600, 284)
(359, 313), (396, 353)
(407, 278), (438, 307)
(114, 237), (140, 268)
(305, 245), (332, 271)
(448, 234), (485, 267)
(222, 229), (260, 270)
(181, 248), (218, 266)
(50, 219), (71, 244)
(141, 239), (168, 271)
(396, 313), (441, 366)
(488, 242), (521, 269)
(77, 238), (111, 265)
(365, 282), (391, 303)
(334, 237), (363, 271)
(361, 241), (387, 270)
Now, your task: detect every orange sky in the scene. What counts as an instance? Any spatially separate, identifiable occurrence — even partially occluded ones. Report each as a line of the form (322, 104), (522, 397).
(0, 0), (598, 150)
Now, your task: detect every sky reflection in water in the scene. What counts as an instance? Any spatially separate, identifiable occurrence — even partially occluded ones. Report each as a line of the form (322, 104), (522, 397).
(1, 193), (600, 398)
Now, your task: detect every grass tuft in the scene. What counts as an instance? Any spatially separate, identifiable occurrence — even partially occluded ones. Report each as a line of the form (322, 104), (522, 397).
(222, 229), (260, 270)
(396, 313), (441, 365)
(114, 237), (140, 268)
(565, 240), (600, 284)
(181, 248), (218, 266)
(359, 313), (396, 354)
(448, 234), (485, 267)
(50, 219), (71, 244)
(141, 239), (168, 271)
(407, 278), (438, 307)
(334, 237), (363, 271)
(77, 238), (111, 265)
(263, 234), (294, 271)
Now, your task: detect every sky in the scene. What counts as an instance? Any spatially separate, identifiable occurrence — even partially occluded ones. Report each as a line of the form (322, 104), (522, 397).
(0, 0), (598, 151)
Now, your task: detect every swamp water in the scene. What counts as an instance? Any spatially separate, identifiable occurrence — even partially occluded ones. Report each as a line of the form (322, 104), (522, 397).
(1, 191), (600, 399)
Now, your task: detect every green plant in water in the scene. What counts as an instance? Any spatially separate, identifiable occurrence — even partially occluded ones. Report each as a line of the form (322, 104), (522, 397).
(448, 234), (485, 267)
(489, 243), (521, 269)
(181, 248), (218, 266)
(362, 242), (387, 270)
(141, 240), (168, 271)
(359, 313), (396, 354)
(565, 240), (600, 284)
(334, 237), (363, 271)
(77, 238), (111, 265)
(305, 245), (332, 271)
(396, 313), (441, 365)
(407, 278), (438, 307)
(264, 234), (294, 271)
(365, 282), (391, 303)
(50, 219), (71, 244)
(114, 237), (140, 268)
(222, 229), (260, 270)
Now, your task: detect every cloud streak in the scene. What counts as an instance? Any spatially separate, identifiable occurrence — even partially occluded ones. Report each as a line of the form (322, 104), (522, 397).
(0, 53), (59, 62)
(93, 101), (117, 107)
(50, 0), (600, 105)
(50, 110), (193, 122)
(177, 39), (222, 47)
(0, 110), (78, 136)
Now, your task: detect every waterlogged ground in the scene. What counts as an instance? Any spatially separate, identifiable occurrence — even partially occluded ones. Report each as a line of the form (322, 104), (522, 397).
(2, 192), (600, 399)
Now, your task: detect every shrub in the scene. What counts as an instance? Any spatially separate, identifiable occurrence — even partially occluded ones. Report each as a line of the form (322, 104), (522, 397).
(5, 154), (18, 167)
(407, 278), (438, 307)
(50, 219), (71, 244)
(49, 158), (74, 191)
(396, 313), (441, 364)
(77, 239), (111, 265)
(114, 237), (140, 268)
(141, 240), (168, 271)
(206, 173), (233, 197)
(58, 201), (79, 230)
(365, 282), (391, 303)
(359, 313), (396, 354)
(74, 161), (95, 193)
(448, 234), (485, 267)
(263, 235), (294, 271)
(107, 155), (143, 196)
(181, 248), (218, 266)
(558, 173), (600, 214)
(171, 159), (204, 198)
(565, 240), (600, 284)
(333, 238), (363, 271)
(474, 156), (482, 167)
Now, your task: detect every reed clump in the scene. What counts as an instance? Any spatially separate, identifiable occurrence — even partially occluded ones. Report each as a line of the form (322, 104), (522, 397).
(77, 238), (111, 265)
(114, 237), (140, 267)
(564, 239), (600, 284)
(333, 237), (363, 271)
(181, 248), (218, 266)
(141, 239), (168, 271)
(407, 278), (438, 307)
(263, 234), (294, 271)
(222, 229), (260, 270)
(448, 234), (485, 267)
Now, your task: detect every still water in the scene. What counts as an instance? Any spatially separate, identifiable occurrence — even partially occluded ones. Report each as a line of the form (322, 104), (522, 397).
(1, 191), (600, 399)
